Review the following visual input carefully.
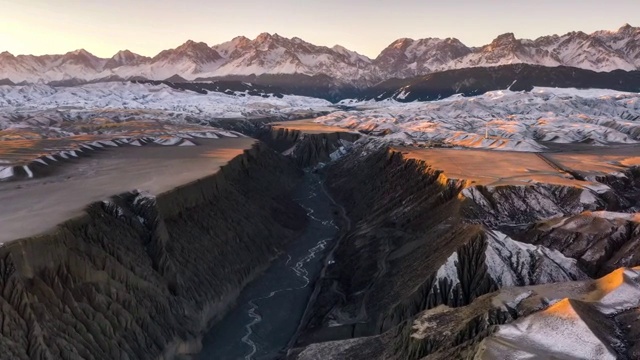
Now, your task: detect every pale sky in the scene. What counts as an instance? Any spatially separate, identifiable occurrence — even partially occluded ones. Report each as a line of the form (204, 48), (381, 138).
(1, 0), (638, 58)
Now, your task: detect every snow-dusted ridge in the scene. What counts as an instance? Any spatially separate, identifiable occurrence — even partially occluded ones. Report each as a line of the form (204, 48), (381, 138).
(317, 87), (640, 151)
(431, 230), (587, 303)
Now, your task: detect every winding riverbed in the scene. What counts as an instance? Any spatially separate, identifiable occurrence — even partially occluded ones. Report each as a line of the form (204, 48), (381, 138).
(198, 171), (341, 360)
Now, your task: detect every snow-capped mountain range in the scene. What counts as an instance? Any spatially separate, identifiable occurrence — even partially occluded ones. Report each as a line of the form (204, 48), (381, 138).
(1, 24), (639, 84)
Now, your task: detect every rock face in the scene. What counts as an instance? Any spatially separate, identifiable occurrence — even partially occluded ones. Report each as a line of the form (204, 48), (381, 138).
(289, 148), (591, 346)
(0, 143), (307, 359)
(462, 182), (619, 227)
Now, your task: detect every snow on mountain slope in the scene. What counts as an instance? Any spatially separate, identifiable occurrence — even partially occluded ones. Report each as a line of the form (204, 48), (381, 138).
(0, 50), (108, 83)
(592, 24), (640, 68)
(211, 36), (252, 58)
(208, 33), (373, 82)
(2, 25), (639, 84)
(104, 50), (151, 70)
(0, 82), (332, 129)
(373, 37), (472, 79)
(317, 87), (640, 151)
(479, 298), (619, 359)
(447, 33), (562, 70)
(475, 267), (640, 359)
(105, 41), (226, 81)
(432, 230), (587, 302)
(444, 24), (640, 73)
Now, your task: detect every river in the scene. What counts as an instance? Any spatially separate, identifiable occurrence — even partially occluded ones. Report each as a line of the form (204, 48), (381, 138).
(198, 170), (340, 360)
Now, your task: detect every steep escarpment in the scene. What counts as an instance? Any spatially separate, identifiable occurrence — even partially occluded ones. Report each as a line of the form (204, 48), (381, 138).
(0, 143), (306, 360)
(294, 149), (474, 341)
(287, 144), (637, 359)
(290, 148), (589, 349)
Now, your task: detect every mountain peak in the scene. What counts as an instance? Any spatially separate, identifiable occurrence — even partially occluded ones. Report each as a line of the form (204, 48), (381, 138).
(62, 49), (98, 62)
(66, 49), (93, 57)
(255, 32), (286, 43)
(176, 40), (210, 50)
(443, 37), (464, 45)
(0, 51), (14, 58)
(256, 32), (274, 41)
(492, 33), (517, 44)
(105, 50), (149, 69)
(232, 35), (250, 42)
(113, 49), (134, 56)
(484, 33), (522, 53)
(153, 40), (222, 65)
(331, 44), (349, 52)
(618, 23), (636, 33)
(391, 38), (415, 48)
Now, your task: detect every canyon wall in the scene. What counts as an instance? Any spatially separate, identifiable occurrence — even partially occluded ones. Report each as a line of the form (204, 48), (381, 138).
(287, 144), (638, 359)
(0, 143), (306, 360)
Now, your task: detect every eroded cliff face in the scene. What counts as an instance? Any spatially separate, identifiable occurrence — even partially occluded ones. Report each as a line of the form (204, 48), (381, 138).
(286, 143), (639, 360)
(0, 143), (306, 360)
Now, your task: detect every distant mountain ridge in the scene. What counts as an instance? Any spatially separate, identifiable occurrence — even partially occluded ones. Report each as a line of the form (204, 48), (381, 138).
(1, 24), (639, 86)
(363, 64), (640, 102)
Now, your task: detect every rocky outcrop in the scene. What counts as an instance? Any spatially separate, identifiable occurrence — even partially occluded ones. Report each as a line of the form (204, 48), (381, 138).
(0, 143), (306, 359)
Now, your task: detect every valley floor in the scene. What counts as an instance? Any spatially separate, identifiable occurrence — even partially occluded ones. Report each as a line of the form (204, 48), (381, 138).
(199, 171), (343, 360)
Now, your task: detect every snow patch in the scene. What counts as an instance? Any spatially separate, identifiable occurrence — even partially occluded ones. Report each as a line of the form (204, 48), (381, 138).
(22, 165), (33, 178)
(0, 167), (14, 180)
(484, 231), (587, 287)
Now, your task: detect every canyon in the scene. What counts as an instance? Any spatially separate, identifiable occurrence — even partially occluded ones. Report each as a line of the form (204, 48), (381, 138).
(0, 116), (640, 359)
